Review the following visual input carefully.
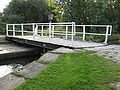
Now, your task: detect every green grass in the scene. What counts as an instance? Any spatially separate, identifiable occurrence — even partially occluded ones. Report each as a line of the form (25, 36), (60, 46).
(15, 52), (120, 90)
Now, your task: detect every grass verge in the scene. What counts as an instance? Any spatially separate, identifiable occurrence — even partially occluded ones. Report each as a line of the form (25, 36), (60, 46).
(15, 52), (120, 90)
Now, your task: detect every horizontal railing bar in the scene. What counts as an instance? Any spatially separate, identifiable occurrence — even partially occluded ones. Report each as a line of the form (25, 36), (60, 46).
(28, 22), (75, 25)
(7, 24), (112, 28)
(51, 33), (73, 35)
(7, 22), (75, 26)
(37, 30), (73, 33)
(7, 23), (36, 25)
(75, 25), (112, 27)
(37, 32), (49, 34)
(8, 30), (13, 31)
(23, 31), (33, 33)
(37, 32), (73, 34)
(37, 25), (74, 27)
(15, 31), (22, 32)
(75, 32), (111, 36)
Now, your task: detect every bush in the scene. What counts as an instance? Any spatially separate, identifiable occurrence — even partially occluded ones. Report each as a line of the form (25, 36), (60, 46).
(0, 22), (6, 35)
(108, 34), (120, 44)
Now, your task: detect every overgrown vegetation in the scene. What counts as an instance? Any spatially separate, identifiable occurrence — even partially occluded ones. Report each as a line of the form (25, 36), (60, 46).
(0, 22), (6, 34)
(108, 34), (120, 44)
(15, 52), (120, 90)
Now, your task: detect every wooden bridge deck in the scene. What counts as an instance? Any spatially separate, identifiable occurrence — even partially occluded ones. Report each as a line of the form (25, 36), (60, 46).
(7, 36), (107, 49)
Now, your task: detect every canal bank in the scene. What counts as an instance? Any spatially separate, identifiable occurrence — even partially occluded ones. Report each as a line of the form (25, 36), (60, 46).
(0, 36), (46, 80)
(0, 36), (80, 90)
(0, 36), (50, 90)
(0, 45), (75, 90)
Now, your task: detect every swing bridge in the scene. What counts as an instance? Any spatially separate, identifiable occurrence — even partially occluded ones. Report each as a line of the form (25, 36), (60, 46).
(6, 22), (112, 49)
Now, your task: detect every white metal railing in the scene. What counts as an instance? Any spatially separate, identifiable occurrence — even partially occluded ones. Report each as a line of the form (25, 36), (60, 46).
(6, 22), (112, 43)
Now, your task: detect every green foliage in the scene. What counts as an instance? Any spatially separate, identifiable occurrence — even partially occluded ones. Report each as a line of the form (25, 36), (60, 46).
(60, 0), (120, 33)
(1, 0), (120, 34)
(108, 34), (120, 44)
(0, 22), (6, 34)
(48, 0), (63, 22)
(15, 52), (120, 90)
(2, 0), (49, 23)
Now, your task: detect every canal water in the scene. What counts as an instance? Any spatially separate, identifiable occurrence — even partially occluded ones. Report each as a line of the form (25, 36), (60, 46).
(0, 55), (41, 78)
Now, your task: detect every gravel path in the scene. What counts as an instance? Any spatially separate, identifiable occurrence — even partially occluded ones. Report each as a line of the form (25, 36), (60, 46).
(84, 45), (120, 62)
(84, 45), (120, 90)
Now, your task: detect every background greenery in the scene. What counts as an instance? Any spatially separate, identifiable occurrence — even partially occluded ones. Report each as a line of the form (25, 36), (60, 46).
(0, 0), (119, 43)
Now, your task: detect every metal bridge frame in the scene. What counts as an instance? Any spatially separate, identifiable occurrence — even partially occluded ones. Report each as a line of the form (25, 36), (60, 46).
(6, 22), (112, 44)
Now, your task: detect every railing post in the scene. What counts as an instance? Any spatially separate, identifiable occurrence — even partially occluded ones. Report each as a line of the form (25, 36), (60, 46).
(110, 25), (112, 35)
(104, 25), (109, 44)
(13, 24), (15, 36)
(41, 25), (44, 37)
(66, 25), (68, 39)
(33, 23), (35, 40)
(83, 25), (86, 41)
(52, 25), (54, 38)
(35, 25), (38, 36)
(21, 24), (24, 37)
(71, 23), (74, 41)
(49, 22), (51, 38)
(73, 22), (76, 35)
(6, 24), (8, 36)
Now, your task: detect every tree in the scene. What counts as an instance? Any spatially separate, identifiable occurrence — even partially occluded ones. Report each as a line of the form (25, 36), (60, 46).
(47, 0), (63, 22)
(2, 0), (49, 23)
(60, 0), (120, 33)
(61, 0), (107, 24)
(0, 12), (6, 34)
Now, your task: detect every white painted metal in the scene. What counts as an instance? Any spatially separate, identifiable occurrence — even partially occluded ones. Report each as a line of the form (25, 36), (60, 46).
(21, 24), (24, 37)
(41, 25), (44, 37)
(66, 25), (68, 39)
(35, 25), (38, 36)
(83, 25), (86, 41)
(52, 25), (55, 38)
(6, 24), (8, 36)
(32, 23), (35, 40)
(49, 22), (51, 38)
(6, 22), (112, 43)
(13, 24), (15, 36)
(104, 25), (109, 44)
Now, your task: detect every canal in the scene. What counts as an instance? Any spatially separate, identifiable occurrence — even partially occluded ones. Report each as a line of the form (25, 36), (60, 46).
(0, 43), (47, 78)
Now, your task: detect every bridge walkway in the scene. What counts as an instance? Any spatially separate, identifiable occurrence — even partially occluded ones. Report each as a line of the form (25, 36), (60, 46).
(6, 22), (112, 49)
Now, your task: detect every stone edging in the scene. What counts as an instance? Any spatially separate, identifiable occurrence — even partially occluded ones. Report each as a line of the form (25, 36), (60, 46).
(0, 47), (75, 90)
